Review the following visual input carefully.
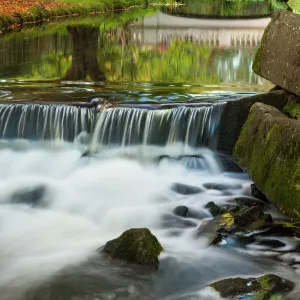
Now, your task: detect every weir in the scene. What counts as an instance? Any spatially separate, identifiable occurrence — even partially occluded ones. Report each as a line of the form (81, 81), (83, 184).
(0, 102), (225, 149)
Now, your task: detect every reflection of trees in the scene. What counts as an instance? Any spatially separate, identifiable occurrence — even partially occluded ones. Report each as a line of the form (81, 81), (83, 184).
(65, 26), (105, 82)
(162, 0), (278, 18)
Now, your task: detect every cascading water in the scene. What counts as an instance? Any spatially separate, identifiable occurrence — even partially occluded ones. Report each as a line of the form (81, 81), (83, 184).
(0, 103), (224, 150)
(0, 104), (97, 141)
(0, 99), (299, 300)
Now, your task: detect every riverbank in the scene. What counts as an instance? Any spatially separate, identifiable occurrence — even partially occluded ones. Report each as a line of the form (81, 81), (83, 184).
(0, 0), (176, 32)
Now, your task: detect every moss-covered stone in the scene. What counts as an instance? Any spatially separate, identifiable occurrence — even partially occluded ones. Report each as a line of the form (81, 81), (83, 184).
(102, 228), (163, 266)
(197, 206), (273, 243)
(284, 99), (300, 119)
(233, 103), (300, 218)
(252, 11), (300, 96)
(217, 90), (288, 154)
(210, 274), (294, 299)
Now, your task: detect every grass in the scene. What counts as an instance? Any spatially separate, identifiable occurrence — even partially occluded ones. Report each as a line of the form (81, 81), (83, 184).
(0, 0), (177, 32)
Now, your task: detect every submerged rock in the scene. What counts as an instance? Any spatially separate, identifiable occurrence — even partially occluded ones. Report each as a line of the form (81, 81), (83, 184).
(161, 213), (197, 229)
(102, 228), (163, 266)
(173, 206), (189, 217)
(203, 183), (242, 191)
(171, 183), (204, 195)
(209, 274), (294, 298)
(10, 185), (46, 207)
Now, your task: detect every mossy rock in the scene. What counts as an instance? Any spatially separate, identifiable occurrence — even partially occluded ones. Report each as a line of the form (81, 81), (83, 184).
(252, 11), (300, 96)
(102, 228), (163, 266)
(283, 98), (300, 119)
(233, 103), (300, 218)
(197, 205), (273, 245)
(210, 274), (294, 299)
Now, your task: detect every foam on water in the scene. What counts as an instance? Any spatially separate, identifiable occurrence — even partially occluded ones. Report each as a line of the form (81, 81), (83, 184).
(0, 142), (281, 300)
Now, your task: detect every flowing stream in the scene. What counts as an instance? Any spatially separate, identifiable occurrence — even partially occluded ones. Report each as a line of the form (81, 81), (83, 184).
(0, 1), (299, 300)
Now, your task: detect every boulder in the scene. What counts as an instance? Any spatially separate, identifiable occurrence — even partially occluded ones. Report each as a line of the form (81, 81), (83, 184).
(217, 91), (288, 154)
(102, 228), (163, 266)
(209, 274), (294, 298)
(233, 103), (300, 217)
(253, 11), (300, 96)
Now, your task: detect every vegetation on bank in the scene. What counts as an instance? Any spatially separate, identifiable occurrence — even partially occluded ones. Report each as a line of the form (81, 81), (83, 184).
(0, 0), (175, 32)
(290, 0), (300, 12)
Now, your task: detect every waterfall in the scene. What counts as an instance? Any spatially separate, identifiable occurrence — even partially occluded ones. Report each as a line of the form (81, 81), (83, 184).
(0, 103), (224, 149)
(0, 104), (97, 141)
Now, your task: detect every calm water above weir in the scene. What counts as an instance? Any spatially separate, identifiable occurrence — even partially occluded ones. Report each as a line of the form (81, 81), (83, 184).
(0, 1), (300, 300)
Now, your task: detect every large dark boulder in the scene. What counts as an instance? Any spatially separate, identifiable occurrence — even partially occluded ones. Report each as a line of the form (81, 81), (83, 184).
(217, 91), (288, 154)
(102, 228), (163, 266)
(210, 274), (294, 298)
(253, 11), (300, 96)
(233, 103), (300, 217)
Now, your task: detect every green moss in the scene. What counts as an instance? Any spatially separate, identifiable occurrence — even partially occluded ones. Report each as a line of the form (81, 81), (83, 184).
(233, 103), (300, 218)
(210, 274), (293, 299)
(102, 228), (163, 265)
(283, 100), (300, 119)
(252, 29), (267, 74)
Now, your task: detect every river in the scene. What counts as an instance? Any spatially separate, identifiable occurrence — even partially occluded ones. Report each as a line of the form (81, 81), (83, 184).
(0, 1), (299, 299)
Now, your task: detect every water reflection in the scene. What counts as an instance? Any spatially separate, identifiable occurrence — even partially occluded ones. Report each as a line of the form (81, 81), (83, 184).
(0, 8), (272, 90)
(163, 0), (289, 18)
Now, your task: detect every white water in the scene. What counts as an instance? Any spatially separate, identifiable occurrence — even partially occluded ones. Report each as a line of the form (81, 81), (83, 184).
(0, 142), (273, 300)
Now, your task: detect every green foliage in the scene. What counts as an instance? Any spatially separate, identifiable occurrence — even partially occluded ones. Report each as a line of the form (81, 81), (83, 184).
(163, 0), (288, 18)
(0, 0), (172, 32)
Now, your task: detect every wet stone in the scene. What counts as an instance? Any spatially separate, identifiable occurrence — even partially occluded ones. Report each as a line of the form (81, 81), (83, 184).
(173, 206), (189, 217)
(209, 274), (294, 298)
(102, 228), (163, 266)
(250, 184), (269, 202)
(231, 196), (265, 208)
(207, 232), (222, 246)
(256, 239), (286, 249)
(203, 183), (242, 191)
(10, 185), (47, 207)
(161, 214), (197, 229)
(204, 201), (226, 217)
(170, 183), (204, 195)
